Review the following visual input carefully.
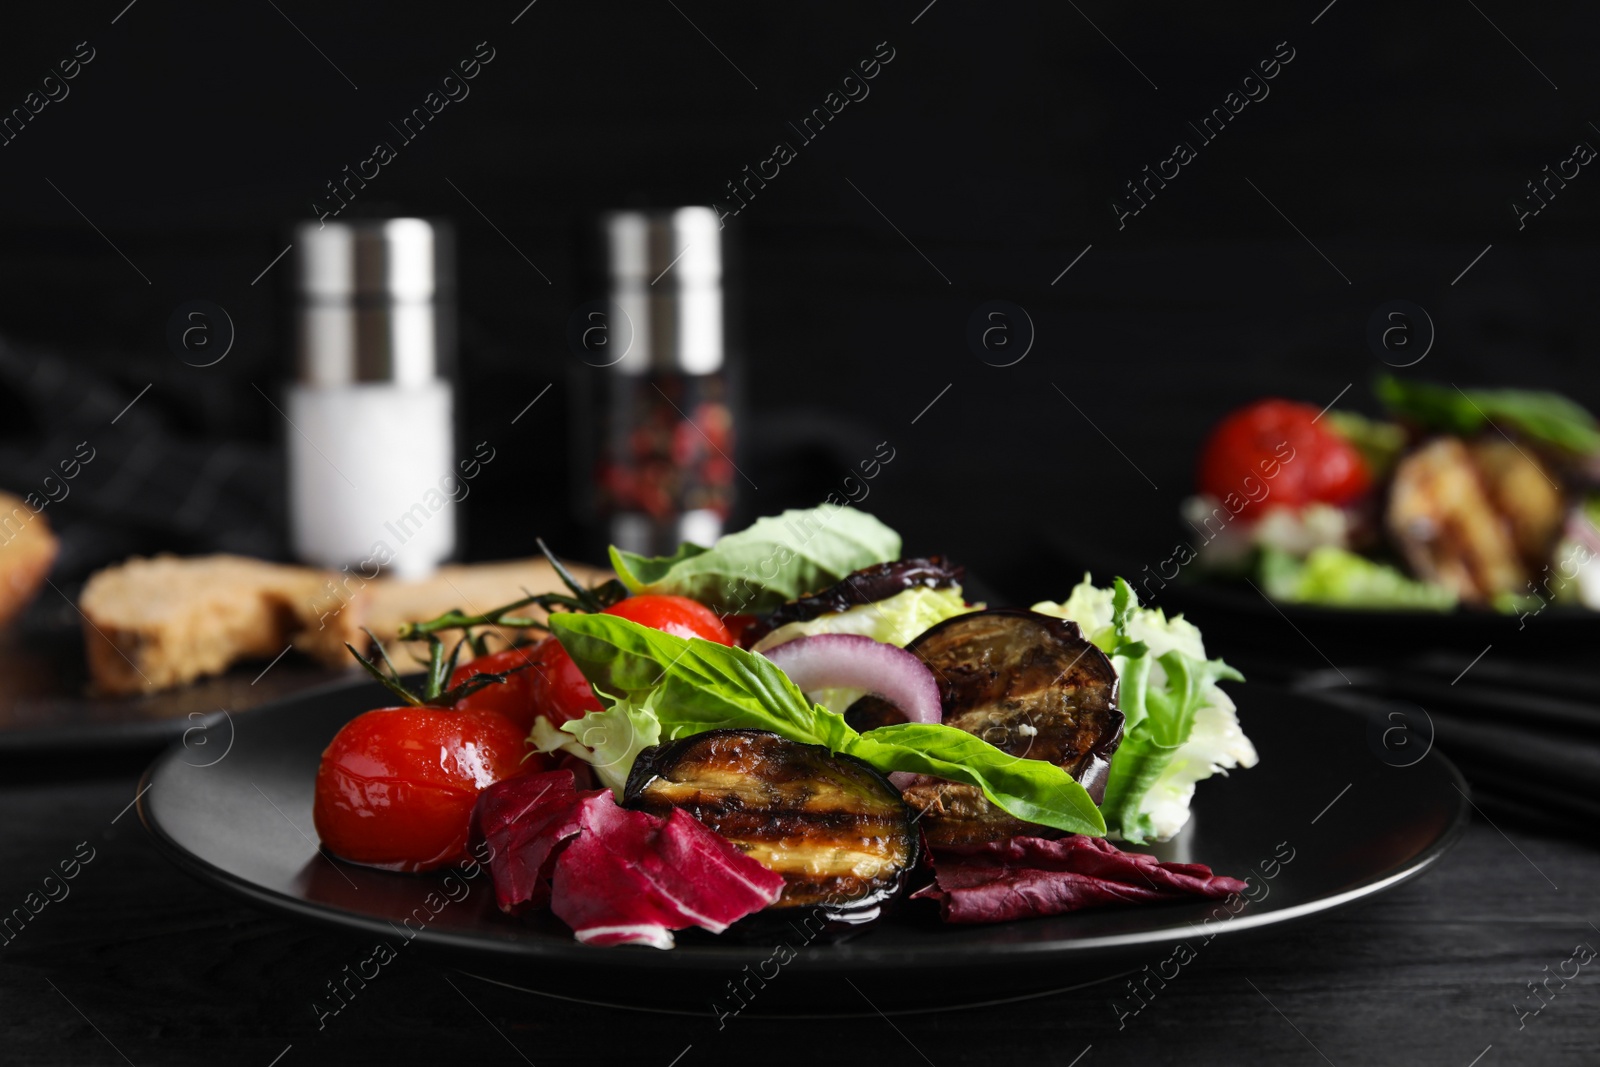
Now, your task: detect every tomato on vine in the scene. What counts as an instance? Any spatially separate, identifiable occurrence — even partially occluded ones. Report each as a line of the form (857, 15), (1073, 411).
(313, 631), (541, 873)
(448, 644), (545, 731)
(454, 596), (735, 727)
(314, 704), (536, 872)
(321, 541), (742, 873)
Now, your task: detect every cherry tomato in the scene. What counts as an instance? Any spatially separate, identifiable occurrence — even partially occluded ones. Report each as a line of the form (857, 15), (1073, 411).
(721, 613), (760, 648)
(449, 645), (543, 732)
(528, 596), (734, 726)
(602, 594), (734, 645)
(1198, 399), (1371, 520)
(527, 640), (603, 726)
(313, 706), (539, 873)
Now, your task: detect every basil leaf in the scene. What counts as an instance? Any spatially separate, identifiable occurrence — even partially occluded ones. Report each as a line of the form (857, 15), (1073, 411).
(607, 505), (901, 614)
(549, 613), (1105, 836)
(1376, 373), (1600, 455)
(550, 612), (856, 749)
(843, 725), (1105, 836)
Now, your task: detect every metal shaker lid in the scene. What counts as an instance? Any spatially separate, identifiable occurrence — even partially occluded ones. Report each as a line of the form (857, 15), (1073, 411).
(293, 218), (454, 386)
(600, 207), (723, 375)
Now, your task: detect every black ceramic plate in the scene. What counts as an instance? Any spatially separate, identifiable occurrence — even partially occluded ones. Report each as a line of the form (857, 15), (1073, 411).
(139, 681), (1469, 1014)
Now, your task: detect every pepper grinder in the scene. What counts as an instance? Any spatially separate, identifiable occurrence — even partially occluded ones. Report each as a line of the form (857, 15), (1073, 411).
(288, 218), (457, 580)
(573, 206), (739, 556)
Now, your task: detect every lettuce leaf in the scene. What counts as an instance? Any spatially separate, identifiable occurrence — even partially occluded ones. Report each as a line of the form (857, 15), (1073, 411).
(607, 505), (901, 615)
(750, 586), (975, 651)
(549, 612), (1106, 837)
(1034, 577), (1253, 844)
(531, 696), (662, 797)
(1259, 545), (1457, 610)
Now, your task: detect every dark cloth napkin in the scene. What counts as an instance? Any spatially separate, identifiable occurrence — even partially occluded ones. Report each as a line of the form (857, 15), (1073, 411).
(0, 339), (288, 583)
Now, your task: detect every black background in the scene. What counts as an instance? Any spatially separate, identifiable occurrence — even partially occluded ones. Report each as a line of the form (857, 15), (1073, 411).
(4, 0), (1598, 593)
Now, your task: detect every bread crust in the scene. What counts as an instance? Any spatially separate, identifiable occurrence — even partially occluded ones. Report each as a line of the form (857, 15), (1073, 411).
(79, 555), (606, 696)
(0, 492), (59, 630)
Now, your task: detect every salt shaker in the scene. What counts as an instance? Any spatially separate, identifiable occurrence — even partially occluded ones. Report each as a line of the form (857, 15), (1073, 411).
(288, 218), (457, 579)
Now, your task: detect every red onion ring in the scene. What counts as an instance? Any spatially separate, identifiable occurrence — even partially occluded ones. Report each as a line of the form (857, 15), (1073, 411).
(760, 633), (943, 728)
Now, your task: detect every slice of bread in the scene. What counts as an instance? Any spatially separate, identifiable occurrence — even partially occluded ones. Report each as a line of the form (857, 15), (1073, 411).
(0, 492), (60, 629)
(80, 555), (353, 696)
(79, 554), (606, 696)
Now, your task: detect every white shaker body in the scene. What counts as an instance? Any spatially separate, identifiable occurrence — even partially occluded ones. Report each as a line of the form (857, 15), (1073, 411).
(287, 380), (455, 579)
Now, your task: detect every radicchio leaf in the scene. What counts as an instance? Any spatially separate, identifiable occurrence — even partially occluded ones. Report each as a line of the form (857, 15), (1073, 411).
(468, 768), (784, 947)
(912, 834), (1247, 924)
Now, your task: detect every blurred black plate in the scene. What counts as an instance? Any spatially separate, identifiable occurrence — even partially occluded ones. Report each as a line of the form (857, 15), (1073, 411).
(1043, 534), (1599, 673)
(0, 594), (350, 753)
(138, 680), (1469, 1013)
(1152, 580), (1599, 674)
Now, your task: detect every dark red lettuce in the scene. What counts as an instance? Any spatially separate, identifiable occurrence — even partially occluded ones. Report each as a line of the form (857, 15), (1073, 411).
(552, 799), (785, 948)
(469, 769), (598, 914)
(469, 769), (784, 947)
(912, 835), (1247, 924)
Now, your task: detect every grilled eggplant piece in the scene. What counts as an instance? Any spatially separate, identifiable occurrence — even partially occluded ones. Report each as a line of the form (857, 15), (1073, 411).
(741, 557), (964, 646)
(1388, 437), (1530, 603)
(849, 609), (1123, 848)
(624, 730), (917, 917)
(1467, 438), (1566, 572)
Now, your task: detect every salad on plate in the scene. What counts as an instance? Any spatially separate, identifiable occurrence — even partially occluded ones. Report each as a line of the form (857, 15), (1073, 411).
(1186, 375), (1600, 614)
(311, 506), (1255, 948)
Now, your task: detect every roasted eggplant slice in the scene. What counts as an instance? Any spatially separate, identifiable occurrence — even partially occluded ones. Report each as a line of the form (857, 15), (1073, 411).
(1388, 436), (1529, 603)
(848, 609), (1123, 848)
(624, 730), (917, 916)
(741, 557), (964, 646)
(1467, 438), (1566, 572)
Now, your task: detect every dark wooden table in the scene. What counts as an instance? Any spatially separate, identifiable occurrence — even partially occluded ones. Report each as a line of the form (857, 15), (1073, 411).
(2, 751), (1594, 1067)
